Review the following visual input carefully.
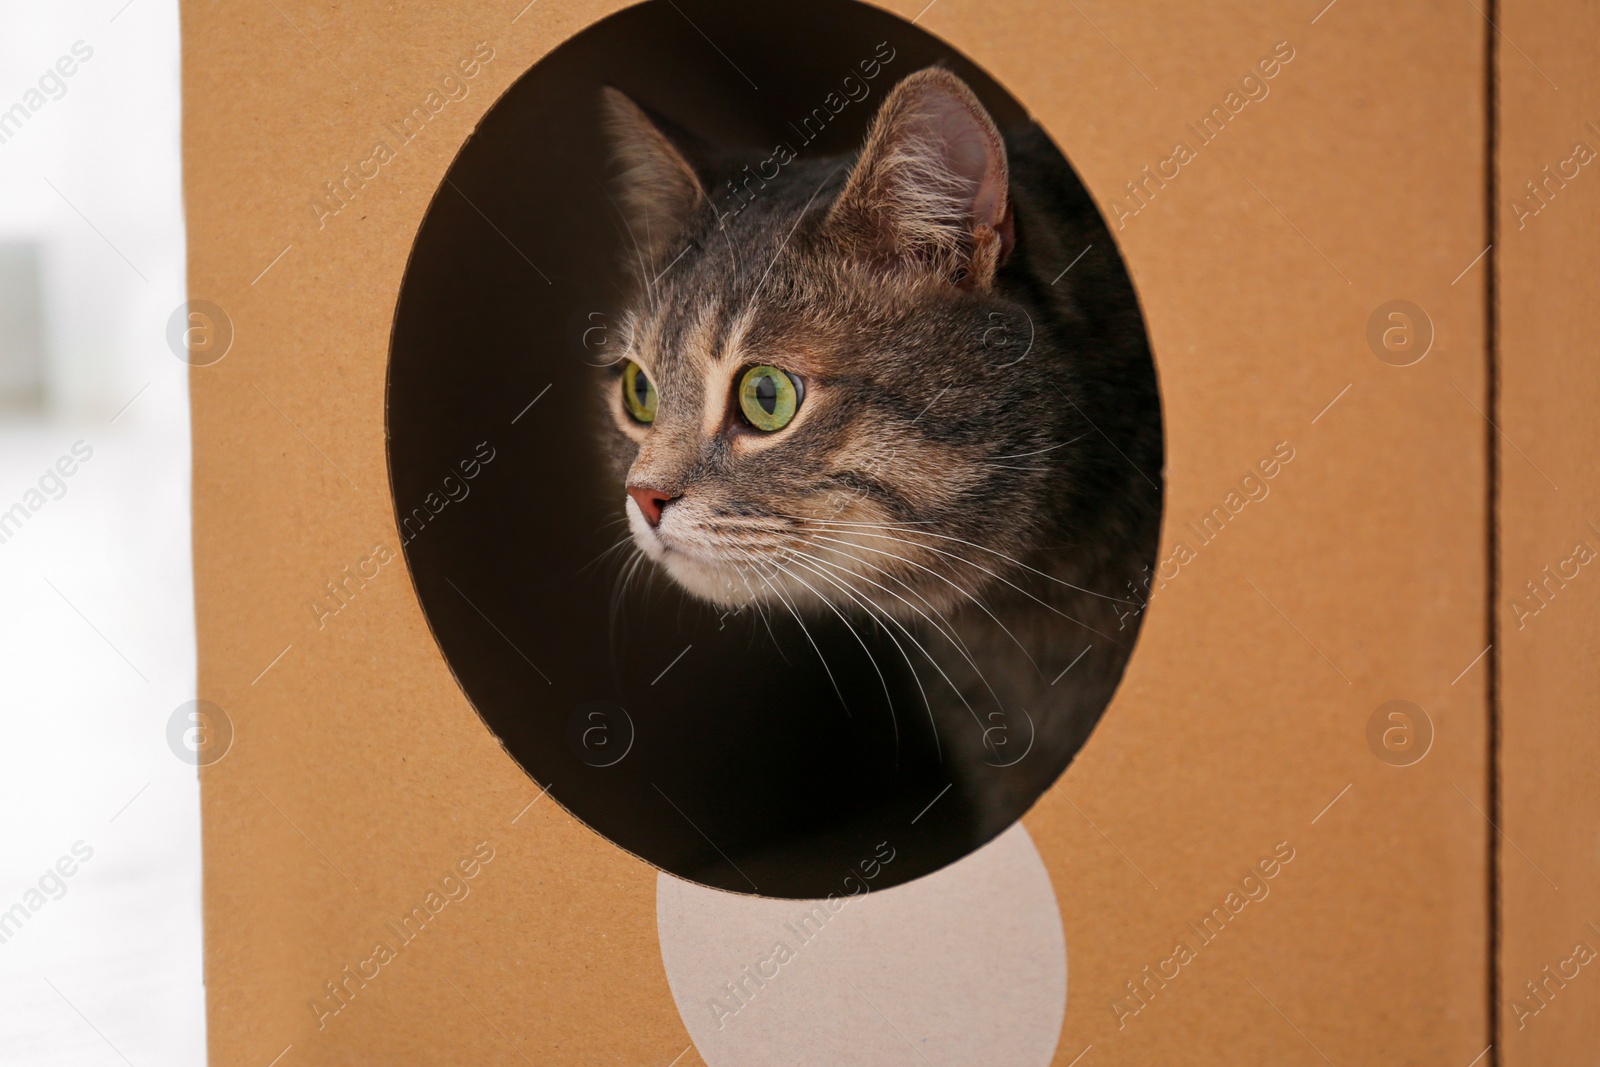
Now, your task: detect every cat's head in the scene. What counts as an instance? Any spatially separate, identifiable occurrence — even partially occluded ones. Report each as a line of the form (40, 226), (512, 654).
(598, 68), (1069, 617)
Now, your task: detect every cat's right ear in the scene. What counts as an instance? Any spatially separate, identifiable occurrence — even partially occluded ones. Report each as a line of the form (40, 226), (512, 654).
(602, 88), (708, 265)
(824, 68), (1012, 290)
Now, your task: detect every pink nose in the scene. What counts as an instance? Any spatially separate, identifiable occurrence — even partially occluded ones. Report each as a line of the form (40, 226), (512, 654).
(627, 485), (678, 527)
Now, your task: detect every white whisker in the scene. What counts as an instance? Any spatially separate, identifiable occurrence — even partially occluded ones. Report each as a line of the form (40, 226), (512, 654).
(796, 515), (1132, 604)
(787, 549), (992, 745)
(579, 532), (640, 575)
(801, 535), (981, 661)
(788, 542), (1000, 718)
(988, 434), (1086, 461)
(806, 531), (1041, 673)
(765, 555), (900, 758)
(783, 553), (940, 755)
(806, 524), (1122, 645)
(739, 550), (850, 716)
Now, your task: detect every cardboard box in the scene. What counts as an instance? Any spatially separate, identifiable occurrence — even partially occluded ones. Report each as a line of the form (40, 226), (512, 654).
(182, 1), (1570, 1062)
(1499, 1), (1600, 1061)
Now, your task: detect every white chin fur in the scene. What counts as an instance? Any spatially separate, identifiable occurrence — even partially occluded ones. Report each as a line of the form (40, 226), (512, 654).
(625, 496), (761, 609)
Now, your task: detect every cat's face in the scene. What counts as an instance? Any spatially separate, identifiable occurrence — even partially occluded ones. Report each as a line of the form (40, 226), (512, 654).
(600, 70), (1063, 618)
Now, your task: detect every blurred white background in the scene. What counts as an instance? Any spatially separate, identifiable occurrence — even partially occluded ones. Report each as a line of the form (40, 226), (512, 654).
(0, 1), (204, 1064)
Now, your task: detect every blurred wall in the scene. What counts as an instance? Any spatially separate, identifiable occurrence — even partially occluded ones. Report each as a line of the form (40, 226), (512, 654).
(0, 3), (201, 1064)
(0, 0), (186, 426)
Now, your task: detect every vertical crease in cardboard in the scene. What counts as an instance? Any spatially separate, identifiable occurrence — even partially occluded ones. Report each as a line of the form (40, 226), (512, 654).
(1485, 0), (1503, 1061)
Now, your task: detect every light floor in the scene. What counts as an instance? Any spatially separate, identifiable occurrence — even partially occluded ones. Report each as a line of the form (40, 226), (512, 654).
(0, 421), (205, 1065)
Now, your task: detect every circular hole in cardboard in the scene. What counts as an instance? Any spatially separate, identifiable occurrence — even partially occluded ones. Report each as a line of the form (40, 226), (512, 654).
(387, 0), (1163, 898)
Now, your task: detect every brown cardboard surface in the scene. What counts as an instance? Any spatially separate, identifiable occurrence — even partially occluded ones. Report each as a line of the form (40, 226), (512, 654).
(1497, 1), (1600, 1059)
(185, 1), (1491, 1063)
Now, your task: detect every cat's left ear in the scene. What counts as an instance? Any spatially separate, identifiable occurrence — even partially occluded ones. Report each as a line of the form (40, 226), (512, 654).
(825, 68), (1013, 290)
(602, 88), (709, 265)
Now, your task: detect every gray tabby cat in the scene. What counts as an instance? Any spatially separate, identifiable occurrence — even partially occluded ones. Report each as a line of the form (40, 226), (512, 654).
(599, 67), (1162, 832)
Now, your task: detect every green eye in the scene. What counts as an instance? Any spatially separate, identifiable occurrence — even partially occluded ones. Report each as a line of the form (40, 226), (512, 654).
(738, 365), (802, 432)
(622, 361), (657, 424)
